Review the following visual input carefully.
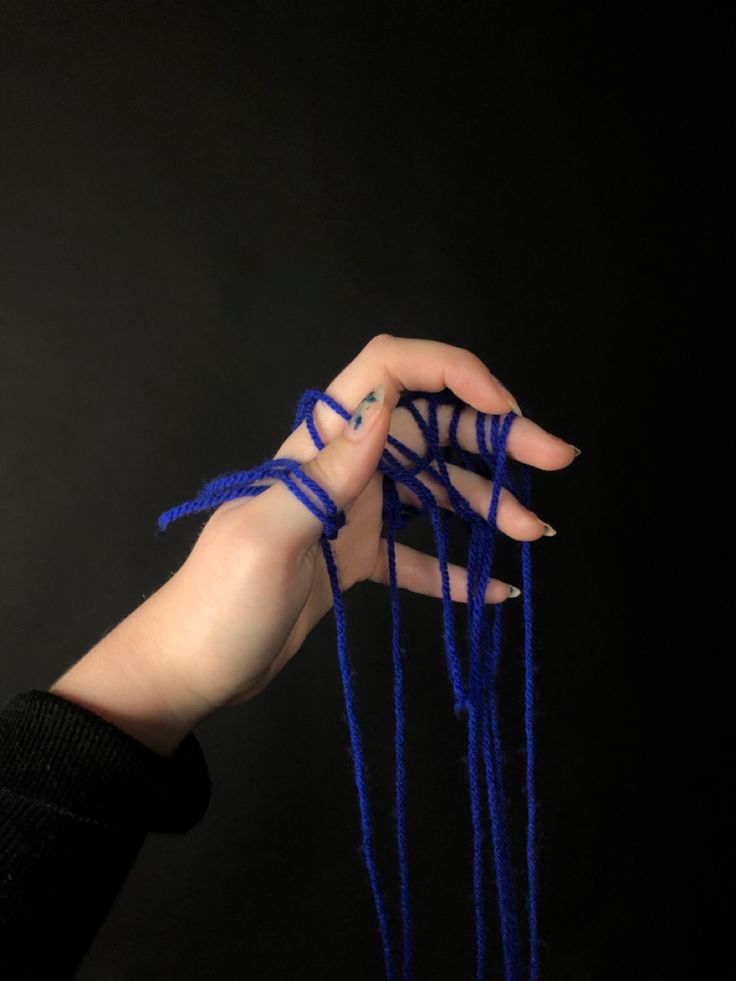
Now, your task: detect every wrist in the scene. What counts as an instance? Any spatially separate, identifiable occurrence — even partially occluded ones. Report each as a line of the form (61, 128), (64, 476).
(49, 602), (216, 758)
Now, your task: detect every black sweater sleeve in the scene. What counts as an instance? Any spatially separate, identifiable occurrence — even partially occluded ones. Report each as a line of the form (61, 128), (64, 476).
(0, 689), (212, 980)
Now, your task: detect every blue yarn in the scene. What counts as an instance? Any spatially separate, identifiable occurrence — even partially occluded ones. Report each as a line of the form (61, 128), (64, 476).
(156, 388), (539, 981)
(521, 464), (538, 981)
(476, 412), (521, 981)
(383, 477), (413, 981)
(319, 520), (396, 980)
(459, 410), (517, 981)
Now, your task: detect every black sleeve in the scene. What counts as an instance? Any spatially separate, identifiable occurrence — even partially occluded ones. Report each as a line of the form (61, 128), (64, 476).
(0, 689), (212, 980)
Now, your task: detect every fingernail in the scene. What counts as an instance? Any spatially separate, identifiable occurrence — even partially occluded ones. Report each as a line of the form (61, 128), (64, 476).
(506, 396), (523, 417)
(540, 521), (557, 537)
(345, 383), (385, 440)
(495, 378), (524, 417)
(570, 445), (582, 457)
(507, 585), (521, 598)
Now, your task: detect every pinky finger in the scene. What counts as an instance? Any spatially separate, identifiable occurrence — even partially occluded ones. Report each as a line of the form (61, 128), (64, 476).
(368, 538), (519, 604)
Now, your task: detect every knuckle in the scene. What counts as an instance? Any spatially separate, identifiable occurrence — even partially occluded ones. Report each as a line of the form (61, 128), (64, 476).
(308, 453), (348, 495)
(366, 332), (394, 351)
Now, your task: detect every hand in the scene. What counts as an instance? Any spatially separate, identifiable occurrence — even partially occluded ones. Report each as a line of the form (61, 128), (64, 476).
(50, 335), (579, 756)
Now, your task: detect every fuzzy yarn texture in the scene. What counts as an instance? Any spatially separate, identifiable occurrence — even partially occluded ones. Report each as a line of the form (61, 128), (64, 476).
(157, 388), (539, 981)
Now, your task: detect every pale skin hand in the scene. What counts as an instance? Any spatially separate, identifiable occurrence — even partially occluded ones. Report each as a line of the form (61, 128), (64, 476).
(49, 335), (579, 757)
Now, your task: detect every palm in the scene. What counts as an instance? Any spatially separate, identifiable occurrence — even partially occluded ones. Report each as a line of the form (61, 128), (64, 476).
(239, 469), (387, 702)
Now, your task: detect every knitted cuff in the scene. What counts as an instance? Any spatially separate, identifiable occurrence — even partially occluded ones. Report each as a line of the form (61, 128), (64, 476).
(0, 689), (212, 834)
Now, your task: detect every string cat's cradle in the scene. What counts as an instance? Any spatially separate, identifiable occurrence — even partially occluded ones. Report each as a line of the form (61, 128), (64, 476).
(158, 388), (541, 981)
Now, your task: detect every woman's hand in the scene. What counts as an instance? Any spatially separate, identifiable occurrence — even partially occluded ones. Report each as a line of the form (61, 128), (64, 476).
(50, 335), (579, 756)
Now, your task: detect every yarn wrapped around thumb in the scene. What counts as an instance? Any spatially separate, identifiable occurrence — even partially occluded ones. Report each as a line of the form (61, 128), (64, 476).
(260, 383), (390, 553)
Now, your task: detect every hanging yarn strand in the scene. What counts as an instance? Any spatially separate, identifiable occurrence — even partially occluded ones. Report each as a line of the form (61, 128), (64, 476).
(382, 397), (524, 981)
(383, 477), (414, 981)
(475, 411), (522, 981)
(521, 462), (538, 981)
(156, 387), (540, 981)
(319, 528), (397, 980)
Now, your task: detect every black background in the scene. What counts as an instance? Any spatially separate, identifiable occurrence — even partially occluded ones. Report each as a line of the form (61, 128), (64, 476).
(0, 3), (726, 980)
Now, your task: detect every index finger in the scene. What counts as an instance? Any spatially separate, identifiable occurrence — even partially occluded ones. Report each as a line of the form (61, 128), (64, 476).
(278, 334), (522, 458)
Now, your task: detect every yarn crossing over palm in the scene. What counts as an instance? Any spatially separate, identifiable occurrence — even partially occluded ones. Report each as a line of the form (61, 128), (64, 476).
(157, 388), (539, 981)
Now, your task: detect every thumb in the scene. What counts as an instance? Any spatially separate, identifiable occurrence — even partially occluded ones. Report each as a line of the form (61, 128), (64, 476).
(263, 383), (391, 552)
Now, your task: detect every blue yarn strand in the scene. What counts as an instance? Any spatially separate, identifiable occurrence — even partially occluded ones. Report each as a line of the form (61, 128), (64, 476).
(478, 571), (521, 981)
(520, 463), (538, 981)
(483, 605), (521, 981)
(477, 413), (521, 981)
(465, 412), (510, 981)
(383, 477), (414, 981)
(155, 387), (538, 981)
(319, 531), (396, 981)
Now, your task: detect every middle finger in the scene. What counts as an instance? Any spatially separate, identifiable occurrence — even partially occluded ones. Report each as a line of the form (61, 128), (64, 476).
(392, 460), (554, 541)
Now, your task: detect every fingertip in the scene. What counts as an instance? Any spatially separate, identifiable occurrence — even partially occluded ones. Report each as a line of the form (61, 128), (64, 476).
(494, 382), (523, 418)
(455, 354), (523, 418)
(484, 579), (517, 603)
(556, 441), (581, 469)
(500, 418), (577, 470)
(490, 373), (523, 417)
(505, 395), (524, 417)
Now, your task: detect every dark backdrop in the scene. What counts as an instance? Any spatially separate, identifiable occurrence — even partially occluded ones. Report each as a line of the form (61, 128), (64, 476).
(0, 4), (725, 980)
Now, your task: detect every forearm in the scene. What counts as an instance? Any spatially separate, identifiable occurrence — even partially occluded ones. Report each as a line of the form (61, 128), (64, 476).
(49, 584), (216, 758)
